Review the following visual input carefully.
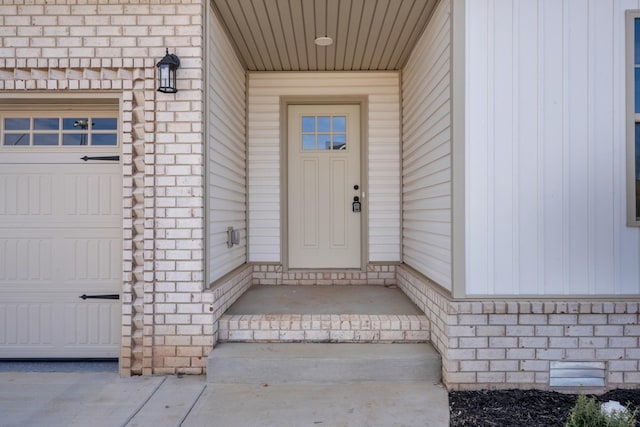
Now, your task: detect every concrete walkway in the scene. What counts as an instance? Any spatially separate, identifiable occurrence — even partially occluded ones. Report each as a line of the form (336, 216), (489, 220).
(0, 371), (449, 427)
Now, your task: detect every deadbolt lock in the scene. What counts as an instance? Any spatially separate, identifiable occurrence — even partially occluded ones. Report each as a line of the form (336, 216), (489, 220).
(352, 196), (361, 213)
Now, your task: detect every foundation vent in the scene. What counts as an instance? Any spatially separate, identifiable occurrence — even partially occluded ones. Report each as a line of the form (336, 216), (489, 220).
(549, 361), (606, 388)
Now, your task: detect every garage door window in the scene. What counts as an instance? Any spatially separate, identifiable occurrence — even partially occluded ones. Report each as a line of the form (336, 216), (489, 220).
(2, 115), (118, 147)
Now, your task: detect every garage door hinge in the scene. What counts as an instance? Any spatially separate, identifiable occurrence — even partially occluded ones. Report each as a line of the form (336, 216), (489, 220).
(79, 294), (120, 300)
(80, 155), (120, 162)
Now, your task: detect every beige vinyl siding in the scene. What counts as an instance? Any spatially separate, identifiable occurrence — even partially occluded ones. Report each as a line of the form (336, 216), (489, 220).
(401, 0), (452, 291)
(247, 72), (401, 263)
(207, 5), (247, 283)
(465, 1), (640, 295)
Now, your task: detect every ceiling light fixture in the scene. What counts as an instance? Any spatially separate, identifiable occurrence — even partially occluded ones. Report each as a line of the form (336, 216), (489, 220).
(314, 36), (333, 46)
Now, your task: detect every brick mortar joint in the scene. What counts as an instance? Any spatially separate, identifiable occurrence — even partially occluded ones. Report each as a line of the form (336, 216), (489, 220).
(0, 65), (146, 73)
(397, 265), (639, 316)
(0, 67), (136, 71)
(0, 66), (151, 80)
(447, 302), (640, 316)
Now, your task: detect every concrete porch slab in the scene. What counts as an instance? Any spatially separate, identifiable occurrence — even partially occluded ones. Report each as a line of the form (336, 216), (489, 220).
(219, 285), (431, 344)
(226, 284), (423, 315)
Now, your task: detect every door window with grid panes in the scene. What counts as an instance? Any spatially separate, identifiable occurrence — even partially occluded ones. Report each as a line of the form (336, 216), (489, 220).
(301, 115), (347, 151)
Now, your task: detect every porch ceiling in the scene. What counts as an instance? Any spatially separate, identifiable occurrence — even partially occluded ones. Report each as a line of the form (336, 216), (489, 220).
(211, 0), (438, 71)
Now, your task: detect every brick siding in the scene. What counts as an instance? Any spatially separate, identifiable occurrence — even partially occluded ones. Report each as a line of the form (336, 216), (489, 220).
(397, 265), (640, 391)
(252, 263), (397, 286)
(219, 313), (429, 343)
(0, 0), (207, 376)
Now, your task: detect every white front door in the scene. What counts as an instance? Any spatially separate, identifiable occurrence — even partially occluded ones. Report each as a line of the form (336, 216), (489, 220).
(288, 104), (361, 269)
(0, 111), (121, 358)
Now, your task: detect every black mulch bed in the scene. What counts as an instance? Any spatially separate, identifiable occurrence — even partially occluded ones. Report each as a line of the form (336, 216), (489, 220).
(450, 389), (640, 427)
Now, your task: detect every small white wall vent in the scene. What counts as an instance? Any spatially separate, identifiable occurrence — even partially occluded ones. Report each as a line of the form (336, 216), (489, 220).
(549, 361), (606, 388)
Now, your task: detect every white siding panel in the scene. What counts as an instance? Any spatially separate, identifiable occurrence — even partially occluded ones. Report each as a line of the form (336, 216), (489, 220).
(466, 0), (491, 295)
(402, 0), (452, 290)
(248, 72), (401, 263)
(207, 6), (247, 282)
(590, 1), (616, 295)
(515, 0), (542, 293)
(540, 0), (565, 295)
(492, 0), (515, 295)
(465, 0), (640, 296)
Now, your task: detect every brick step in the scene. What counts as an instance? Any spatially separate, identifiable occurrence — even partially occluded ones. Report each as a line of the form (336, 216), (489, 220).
(207, 342), (441, 384)
(217, 313), (430, 343)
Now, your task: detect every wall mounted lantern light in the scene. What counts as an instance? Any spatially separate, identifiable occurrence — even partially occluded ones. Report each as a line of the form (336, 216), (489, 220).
(157, 48), (180, 93)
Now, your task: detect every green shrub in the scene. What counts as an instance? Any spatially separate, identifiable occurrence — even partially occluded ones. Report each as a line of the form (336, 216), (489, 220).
(565, 395), (637, 427)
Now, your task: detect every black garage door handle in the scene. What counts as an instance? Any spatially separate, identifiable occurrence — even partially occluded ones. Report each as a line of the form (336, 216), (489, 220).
(79, 294), (120, 300)
(81, 156), (120, 162)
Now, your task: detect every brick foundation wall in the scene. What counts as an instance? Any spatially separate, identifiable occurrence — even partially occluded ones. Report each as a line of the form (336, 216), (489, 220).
(397, 265), (640, 391)
(209, 264), (253, 344)
(219, 313), (429, 343)
(252, 263), (397, 286)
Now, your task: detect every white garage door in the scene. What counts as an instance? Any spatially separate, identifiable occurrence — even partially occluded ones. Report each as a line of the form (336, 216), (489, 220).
(0, 108), (122, 358)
